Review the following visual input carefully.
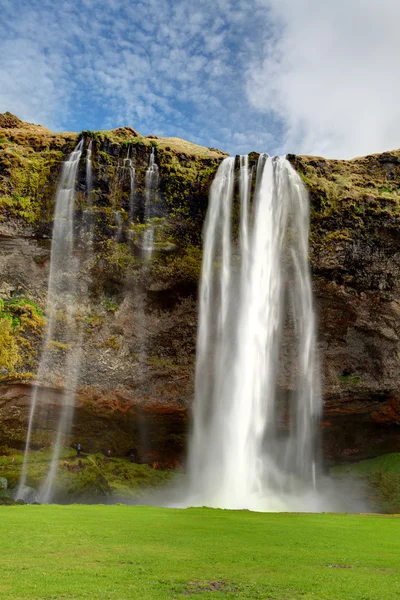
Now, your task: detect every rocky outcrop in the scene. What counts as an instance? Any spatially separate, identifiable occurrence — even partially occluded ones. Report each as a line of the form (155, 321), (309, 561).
(0, 114), (399, 465)
(291, 153), (400, 461)
(0, 383), (186, 465)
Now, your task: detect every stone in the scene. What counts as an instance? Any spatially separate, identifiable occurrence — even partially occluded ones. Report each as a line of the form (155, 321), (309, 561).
(0, 114), (399, 466)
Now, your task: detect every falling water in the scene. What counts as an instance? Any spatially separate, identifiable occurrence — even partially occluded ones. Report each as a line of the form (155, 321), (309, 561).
(83, 140), (93, 242)
(17, 140), (84, 503)
(86, 140), (93, 201)
(143, 148), (159, 261)
(186, 155), (321, 511)
(122, 149), (136, 221)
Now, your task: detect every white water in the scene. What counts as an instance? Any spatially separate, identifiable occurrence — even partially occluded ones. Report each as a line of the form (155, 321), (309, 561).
(186, 155), (321, 511)
(143, 148), (159, 261)
(17, 140), (84, 503)
(122, 151), (136, 221)
(83, 140), (93, 243)
(86, 140), (93, 201)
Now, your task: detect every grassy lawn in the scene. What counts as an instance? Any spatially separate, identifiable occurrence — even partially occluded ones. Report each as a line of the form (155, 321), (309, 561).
(1, 506), (399, 599)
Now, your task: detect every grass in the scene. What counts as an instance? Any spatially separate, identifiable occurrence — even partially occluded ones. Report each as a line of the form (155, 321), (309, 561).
(2, 448), (400, 510)
(331, 453), (400, 513)
(0, 448), (175, 503)
(0, 506), (399, 599)
(332, 453), (400, 476)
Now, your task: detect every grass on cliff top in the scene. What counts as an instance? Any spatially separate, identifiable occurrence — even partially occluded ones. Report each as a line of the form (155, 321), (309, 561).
(100, 127), (227, 159)
(1, 506), (400, 599)
(0, 448), (175, 502)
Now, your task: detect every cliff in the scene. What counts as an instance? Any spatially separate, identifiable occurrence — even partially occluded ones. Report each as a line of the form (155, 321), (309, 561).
(0, 112), (399, 466)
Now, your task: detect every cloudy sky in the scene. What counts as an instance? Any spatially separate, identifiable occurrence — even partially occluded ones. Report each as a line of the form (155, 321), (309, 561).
(0, 0), (399, 157)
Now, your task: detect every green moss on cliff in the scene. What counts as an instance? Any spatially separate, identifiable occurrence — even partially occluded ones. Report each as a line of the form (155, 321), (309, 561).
(150, 246), (203, 289)
(294, 153), (400, 249)
(0, 147), (63, 223)
(0, 297), (45, 378)
(0, 316), (20, 372)
(0, 447), (175, 502)
(0, 119), (77, 227)
(291, 152), (400, 292)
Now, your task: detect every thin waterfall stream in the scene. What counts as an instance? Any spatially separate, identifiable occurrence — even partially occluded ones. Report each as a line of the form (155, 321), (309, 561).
(143, 148), (159, 261)
(186, 154), (321, 511)
(86, 139), (93, 200)
(122, 148), (136, 221)
(17, 139), (89, 503)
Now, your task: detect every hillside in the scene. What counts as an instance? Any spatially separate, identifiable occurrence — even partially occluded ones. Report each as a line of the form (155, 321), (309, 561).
(0, 113), (399, 468)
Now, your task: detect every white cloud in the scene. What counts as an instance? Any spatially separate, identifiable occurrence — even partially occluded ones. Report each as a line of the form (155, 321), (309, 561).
(0, 0), (275, 154)
(248, 0), (400, 158)
(2, 0), (399, 158)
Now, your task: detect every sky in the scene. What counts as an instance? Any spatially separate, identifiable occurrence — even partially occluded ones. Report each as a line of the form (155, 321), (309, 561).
(0, 0), (399, 158)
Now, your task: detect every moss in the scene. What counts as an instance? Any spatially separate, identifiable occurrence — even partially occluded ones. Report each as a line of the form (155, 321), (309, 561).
(145, 356), (180, 371)
(0, 316), (20, 371)
(150, 246), (203, 289)
(97, 238), (135, 272)
(85, 313), (106, 330)
(0, 143), (68, 225)
(101, 298), (118, 313)
(338, 374), (362, 384)
(0, 447), (175, 502)
(46, 340), (70, 352)
(291, 153), (400, 292)
(104, 335), (120, 350)
(0, 297), (45, 377)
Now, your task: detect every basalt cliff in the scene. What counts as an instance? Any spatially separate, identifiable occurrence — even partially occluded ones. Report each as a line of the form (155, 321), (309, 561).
(0, 112), (399, 467)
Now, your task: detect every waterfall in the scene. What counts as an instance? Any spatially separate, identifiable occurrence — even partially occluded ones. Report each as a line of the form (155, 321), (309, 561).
(17, 140), (84, 503)
(122, 150), (135, 221)
(83, 139), (93, 242)
(143, 148), (159, 261)
(86, 139), (93, 201)
(186, 154), (321, 511)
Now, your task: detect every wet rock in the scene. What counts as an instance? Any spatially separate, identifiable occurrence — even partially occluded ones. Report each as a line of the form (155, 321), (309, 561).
(0, 115), (399, 465)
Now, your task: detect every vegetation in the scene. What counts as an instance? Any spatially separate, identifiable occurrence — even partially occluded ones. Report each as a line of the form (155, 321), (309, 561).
(0, 297), (44, 377)
(0, 129), (76, 226)
(331, 453), (400, 514)
(293, 152), (400, 263)
(0, 506), (399, 599)
(0, 447), (174, 502)
(150, 246), (203, 289)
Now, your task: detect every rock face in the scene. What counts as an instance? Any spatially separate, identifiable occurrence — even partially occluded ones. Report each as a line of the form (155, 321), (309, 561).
(0, 113), (399, 465)
(291, 153), (400, 462)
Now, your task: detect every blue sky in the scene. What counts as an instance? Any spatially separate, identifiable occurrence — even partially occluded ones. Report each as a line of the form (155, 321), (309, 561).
(1, 0), (399, 158)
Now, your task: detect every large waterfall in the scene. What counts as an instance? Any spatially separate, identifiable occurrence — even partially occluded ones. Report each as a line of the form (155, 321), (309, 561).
(186, 154), (321, 511)
(17, 140), (86, 503)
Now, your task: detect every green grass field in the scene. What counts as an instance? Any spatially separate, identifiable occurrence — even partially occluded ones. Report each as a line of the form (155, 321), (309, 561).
(1, 506), (399, 599)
